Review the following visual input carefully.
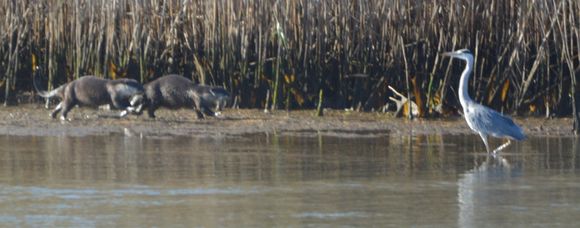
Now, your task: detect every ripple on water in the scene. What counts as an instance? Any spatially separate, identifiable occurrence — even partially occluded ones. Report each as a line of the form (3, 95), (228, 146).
(294, 211), (369, 219)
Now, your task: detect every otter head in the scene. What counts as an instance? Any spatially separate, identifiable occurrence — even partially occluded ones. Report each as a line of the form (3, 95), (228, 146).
(209, 87), (231, 111)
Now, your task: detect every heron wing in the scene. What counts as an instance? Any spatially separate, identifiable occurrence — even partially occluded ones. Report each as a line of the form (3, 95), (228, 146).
(466, 104), (526, 140)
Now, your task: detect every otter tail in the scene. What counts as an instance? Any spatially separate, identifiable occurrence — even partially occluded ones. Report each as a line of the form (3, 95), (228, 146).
(32, 68), (64, 98)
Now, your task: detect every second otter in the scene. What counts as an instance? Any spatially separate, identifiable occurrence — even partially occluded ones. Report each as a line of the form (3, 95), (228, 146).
(141, 74), (230, 119)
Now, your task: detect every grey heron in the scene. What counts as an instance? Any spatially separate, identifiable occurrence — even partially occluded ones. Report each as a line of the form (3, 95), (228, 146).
(442, 49), (526, 153)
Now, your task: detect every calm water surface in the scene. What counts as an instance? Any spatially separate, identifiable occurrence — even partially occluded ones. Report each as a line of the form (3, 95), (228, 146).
(0, 131), (578, 227)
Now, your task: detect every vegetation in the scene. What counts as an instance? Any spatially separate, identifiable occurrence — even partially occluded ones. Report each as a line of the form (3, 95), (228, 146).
(0, 0), (578, 121)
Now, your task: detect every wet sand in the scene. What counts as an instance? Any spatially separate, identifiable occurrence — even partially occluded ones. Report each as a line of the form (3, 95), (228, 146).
(0, 104), (574, 137)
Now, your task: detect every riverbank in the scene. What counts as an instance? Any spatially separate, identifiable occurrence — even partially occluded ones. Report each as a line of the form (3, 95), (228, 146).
(0, 104), (573, 138)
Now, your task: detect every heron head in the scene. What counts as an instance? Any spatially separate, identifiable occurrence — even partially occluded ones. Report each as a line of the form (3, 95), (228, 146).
(442, 49), (473, 61)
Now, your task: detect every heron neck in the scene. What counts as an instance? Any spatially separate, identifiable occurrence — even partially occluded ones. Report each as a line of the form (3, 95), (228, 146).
(458, 58), (474, 108)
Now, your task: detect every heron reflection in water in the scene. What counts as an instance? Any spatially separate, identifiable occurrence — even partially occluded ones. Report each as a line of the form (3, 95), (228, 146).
(442, 49), (526, 153)
(457, 154), (518, 227)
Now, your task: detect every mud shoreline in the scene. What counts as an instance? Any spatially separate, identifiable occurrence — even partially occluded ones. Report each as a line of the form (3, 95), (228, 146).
(0, 104), (574, 138)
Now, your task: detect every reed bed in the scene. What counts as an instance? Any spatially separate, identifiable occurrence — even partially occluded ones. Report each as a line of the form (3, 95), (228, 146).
(0, 0), (578, 120)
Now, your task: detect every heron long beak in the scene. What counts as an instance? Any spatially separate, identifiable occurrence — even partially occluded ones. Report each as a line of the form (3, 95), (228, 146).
(441, 52), (454, 57)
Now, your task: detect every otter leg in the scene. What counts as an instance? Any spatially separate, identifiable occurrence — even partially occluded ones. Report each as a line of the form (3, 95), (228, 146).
(110, 94), (132, 118)
(192, 96), (210, 119)
(192, 105), (205, 119)
(50, 102), (63, 119)
(192, 105), (204, 119)
(213, 100), (224, 116)
(147, 105), (157, 118)
(59, 99), (76, 121)
(215, 100), (222, 112)
(194, 110), (204, 119)
(115, 102), (131, 117)
(118, 105), (132, 117)
(127, 94), (145, 115)
(193, 109), (204, 120)
(200, 104), (215, 117)
(119, 110), (129, 117)
(126, 104), (143, 115)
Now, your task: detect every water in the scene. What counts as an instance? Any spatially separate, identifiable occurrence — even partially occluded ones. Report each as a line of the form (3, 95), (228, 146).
(0, 132), (578, 227)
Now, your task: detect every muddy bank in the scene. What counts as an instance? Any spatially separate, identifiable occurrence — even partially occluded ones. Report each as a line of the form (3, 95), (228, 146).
(0, 104), (574, 138)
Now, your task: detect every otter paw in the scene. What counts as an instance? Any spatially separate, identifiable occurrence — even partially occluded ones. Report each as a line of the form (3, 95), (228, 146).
(119, 110), (129, 117)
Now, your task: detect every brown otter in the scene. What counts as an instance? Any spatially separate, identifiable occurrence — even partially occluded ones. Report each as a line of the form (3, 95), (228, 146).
(194, 84), (230, 115)
(34, 73), (145, 120)
(140, 74), (230, 119)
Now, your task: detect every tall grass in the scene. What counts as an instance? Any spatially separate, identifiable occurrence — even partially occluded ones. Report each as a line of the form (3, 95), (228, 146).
(0, 0), (578, 118)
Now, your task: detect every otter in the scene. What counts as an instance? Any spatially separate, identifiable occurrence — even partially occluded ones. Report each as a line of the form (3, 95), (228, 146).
(193, 84), (230, 116)
(34, 74), (145, 121)
(140, 74), (230, 119)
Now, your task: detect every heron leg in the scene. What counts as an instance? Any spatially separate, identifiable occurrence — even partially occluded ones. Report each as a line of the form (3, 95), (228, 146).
(478, 132), (491, 153)
(492, 140), (512, 154)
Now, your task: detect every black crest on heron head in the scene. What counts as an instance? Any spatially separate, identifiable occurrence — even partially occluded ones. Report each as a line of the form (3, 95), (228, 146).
(457, 49), (472, 54)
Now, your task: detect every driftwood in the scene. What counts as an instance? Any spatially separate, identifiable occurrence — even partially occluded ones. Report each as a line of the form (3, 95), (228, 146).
(388, 85), (418, 118)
